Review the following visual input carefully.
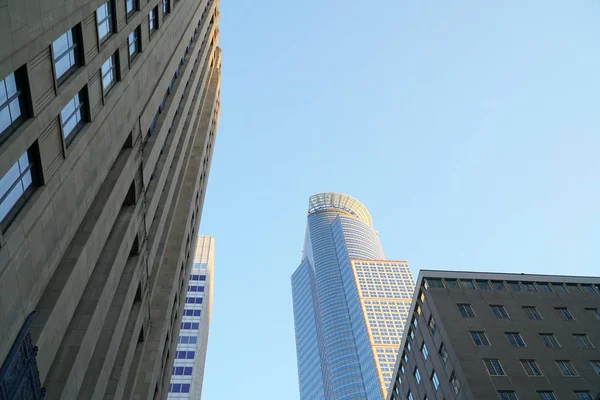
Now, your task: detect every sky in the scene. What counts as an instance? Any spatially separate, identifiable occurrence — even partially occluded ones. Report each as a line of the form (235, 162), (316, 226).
(199, 1), (600, 399)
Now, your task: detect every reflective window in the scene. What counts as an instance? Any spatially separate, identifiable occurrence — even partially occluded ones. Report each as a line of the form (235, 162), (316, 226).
(0, 150), (35, 230)
(431, 371), (439, 391)
(420, 343), (428, 360)
(590, 360), (600, 375)
(523, 306), (543, 320)
(149, 7), (158, 34)
(96, 2), (113, 42)
(445, 279), (460, 289)
(471, 331), (490, 346)
(162, 0), (170, 15)
(538, 282), (552, 292)
(520, 359), (542, 376)
(539, 333), (561, 349)
(60, 91), (85, 142)
(492, 281), (507, 291)
(537, 392), (556, 400)
(126, 0), (135, 15)
(457, 303), (476, 318)
(556, 307), (574, 321)
(484, 359), (505, 376)
(508, 281), (522, 291)
(505, 332), (526, 347)
(52, 28), (79, 80)
(586, 308), (600, 321)
(450, 372), (460, 394)
(0, 71), (24, 137)
(128, 28), (140, 58)
(101, 54), (117, 93)
(476, 280), (492, 290)
(498, 391), (518, 400)
(574, 392), (593, 400)
(573, 334), (594, 349)
(438, 343), (448, 364)
(556, 360), (577, 376)
(461, 279), (475, 289)
(413, 367), (421, 384)
(491, 305), (510, 319)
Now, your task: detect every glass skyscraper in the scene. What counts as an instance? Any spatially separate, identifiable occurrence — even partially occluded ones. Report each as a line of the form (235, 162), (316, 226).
(292, 193), (415, 400)
(168, 236), (215, 399)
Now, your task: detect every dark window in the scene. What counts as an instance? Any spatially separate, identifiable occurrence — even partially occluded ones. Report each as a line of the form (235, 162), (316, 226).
(523, 306), (543, 320)
(523, 282), (537, 292)
(149, 7), (158, 34)
(520, 359), (543, 376)
(556, 360), (577, 376)
(461, 279), (475, 289)
(556, 307), (574, 321)
(538, 282), (552, 292)
(566, 283), (582, 293)
(162, 0), (170, 15)
(539, 333), (561, 348)
(590, 360), (600, 375)
(200, 275), (206, 281)
(0, 69), (27, 140)
(484, 359), (505, 376)
(537, 392), (556, 400)
(52, 27), (80, 81)
(574, 392), (593, 400)
(450, 372), (461, 394)
(439, 343), (448, 364)
(96, 2), (113, 42)
(0, 148), (38, 232)
(585, 308), (600, 321)
(492, 281), (507, 290)
(505, 332), (526, 347)
(491, 305), (510, 319)
(581, 284), (597, 294)
(428, 315), (436, 335)
(457, 303), (476, 318)
(471, 331), (490, 346)
(573, 334), (594, 349)
(498, 391), (519, 400)
(508, 281), (522, 291)
(101, 54), (117, 94)
(445, 279), (460, 289)
(60, 90), (85, 143)
(477, 280), (492, 290)
(425, 278), (444, 289)
(552, 283), (567, 292)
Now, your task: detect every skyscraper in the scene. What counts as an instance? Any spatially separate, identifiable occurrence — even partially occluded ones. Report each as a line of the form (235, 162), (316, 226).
(291, 192), (415, 400)
(387, 271), (600, 400)
(168, 235), (214, 399)
(0, 0), (220, 398)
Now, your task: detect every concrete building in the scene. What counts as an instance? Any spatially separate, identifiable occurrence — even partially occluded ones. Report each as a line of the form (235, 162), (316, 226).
(167, 235), (214, 399)
(386, 271), (600, 400)
(291, 192), (415, 400)
(0, 0), (221, 398)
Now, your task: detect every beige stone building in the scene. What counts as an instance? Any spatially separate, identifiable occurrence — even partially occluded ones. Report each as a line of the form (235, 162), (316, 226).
(0, 0), (221, 398)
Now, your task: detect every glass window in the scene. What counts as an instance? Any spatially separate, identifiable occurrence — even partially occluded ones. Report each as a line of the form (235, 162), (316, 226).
(0, 150), (36, 231)
(523, 306), (543, 320)
(408, 329), (414, 341)
(431, 371), (439, 391)
(96, 2), (113, 42)
(552, 283), (567, 292)
(461, 279), (475, 289)
(537, 392), (556, 400)
(491, 305), (510, 319)
(428, 315), (436, 335)
(556, 360), (578, 376)
(539, 333), (561, 348)
(484, 359), (505, 376)
(522, 282), (537, 292)
(498, 391), (518, 400)
(538, 282), (552, 292)
(101, 54), (117, 93)
(581, 284), (597, 294)
(425, 278), (444, 289)
(505, 332), (526, 347)
(149, 7), (158, 34)
(566, 283), (582, 293)
(573, 334), (594, 349)
(508, 281), (522, 291)
(445, 279), (460, 289)
(471, 331), (490, 346)
(590, 360), (600, 375)
(0, 71), (25, 138)
(450, 372), (461, 394)
(60, 91), (85, 142)
(520, 359), (543, 376)
(199, 275), (206, 281)
(492, 281), (507, 291)
(574, 392), (593, 400)
(181, 384), (190, 393)
(421, 343), (428, 360)
(414, 367), (421, 384)
(439, 343), (448, 364)
(407, 391), (414, 400)
(128, 28), (140, 59)
(556, 307), (574, 321)
(126, 0), (135, 15)
(476, 280), (492, 290)
(162, 0), (170, 15)
(52, 28), (79, 80)
(586, 308), (600, 321)
(457, 303), (476, 318)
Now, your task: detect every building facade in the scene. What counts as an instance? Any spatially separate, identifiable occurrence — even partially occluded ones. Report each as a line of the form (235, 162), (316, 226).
(291, 192), (415, 400)
(168, 235), (214, 399)
(387, 271), (600, 400)
(0, 0), (221, 398)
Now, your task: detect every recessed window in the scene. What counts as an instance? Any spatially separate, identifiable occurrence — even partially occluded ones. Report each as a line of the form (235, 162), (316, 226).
(428, 315), (436, 335)
(538, 282), (552, 292)
(425, 278), (444, 289)
(415, 304), (422, 315)
(126, 0), (136, 15)
(420, 343), (428, 360)
(60, 90), (85, 143)
(96, 2), (113, 42)
(476, 280), (492, 290)
(491, 305), (510, 319)
(402, 352), (408, 363)
(445, 279), (460, 289)
(539, 333), (561, 349)
(492, 281), (507, 291)
(523, 306), (543, 320)
(0, 148), (37, 231)
(581, 284), (597, 294)
(409, 329), (414, 341)
(461, 279), (475, 289)
(414, 367), (421, 384)
(431, 371), (439, 391)
(450, 372), (461, 394)
(52, 27), (80, 81)
(505, 332), (526, 347)
(566, 283), (583, 293)
(438, 343), (448, 364)
(573, 334), (594, 349)
(484, 359), (505, 376)
(149, 7), (158, 34)
(574, 392), (593, 400)
(498, 391), (519, 400)
(520, 359), (543, 376)
(101, 54), (117, 94)
(586, 308), (600, 321)
(508, 281), (522, 291)
(457, 303), (476, 318)
(522, 282), (537, 292)
(128, 27), (141, 61)
(537, 392), (556, 400)
(0, 69), (27, 140)
(556, 360), (578, 377)
(552, 283), (567, 292)
(556, 307), (574, 321)
(471, 331), (490, 346)
(162, 0), (170, 15)
(590, 360), (600, 375)
(407, 391), (414, 400)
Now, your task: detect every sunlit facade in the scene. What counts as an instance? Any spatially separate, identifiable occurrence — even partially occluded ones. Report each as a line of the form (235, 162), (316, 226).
(291, 193), (414, 400)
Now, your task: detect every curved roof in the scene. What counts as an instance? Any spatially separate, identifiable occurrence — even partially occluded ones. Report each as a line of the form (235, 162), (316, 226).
(307, 192), (373, 226)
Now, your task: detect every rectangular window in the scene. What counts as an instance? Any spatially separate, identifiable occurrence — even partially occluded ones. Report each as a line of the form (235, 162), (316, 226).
(471, 331), (490, 346)
(581, 284), (597, 294)
(506, 332), (526, 347)
(484, 359), (505, 376)
(492, 281), (507, 291)
(508, 281), (522, 291)
(445, 279), (460, 289)
(586, 308), (600, 321)
(101, 54), (117, 94)
(439, 343), (448, 364)
(162, 0), (170, 15)
(450, 372), (461, 394)
(537, 392), (556, 400)
(556, 307), (574, 321)
(523, 282), (537, 292)
(523, 306), (543, 320)
(408, 329), (414, 341)
(425, 278), (444, 289)
(498, 391), (518, 400)
(96, 2), (113, 42)
(457, 303), (476, 318)
(407, 391), (414, 400)
(537, 282), (552, 292)
(0, 70), (26, 139)
(149, 7), (158, 34)
(573, 334), (594, 349)
(520, 359), (543, 376)
(52, 27), (79, 81)
(574, 392), (593, 400)
(428, 315), (436, 335)
(590, 360), (600, 375)
(126, 0), (136, 15)
(60, 90), (85, 143)
(128, 27), (140, 60)
(0, 149), (37, 231)
(477, 280), (492, 290)
(461, 279), (475, 289)
(556, 360), (578, 376)
(491, 305), (510, 319)
(431, 371), (439, 391)
(552, 283), (567, 292)
(421, 343), (428, 360)
(539, 333), (561, 348)
(199, 275), (206, 281)
(566, 283), (582, 293)
(414, 367), (421, 384)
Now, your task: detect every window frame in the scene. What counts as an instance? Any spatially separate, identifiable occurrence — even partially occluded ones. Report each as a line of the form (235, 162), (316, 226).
(523, 306), (543, 320)
(505, 332), (527, 348)
(520, 359), (543, 376)
(101, 53), (118, 96)
(556, 307), (575, 321)
(431, 371), (440, 391)
(149, 7), (158, 35)
(96, 1), (114, 43)
(539, 333), (561, 349)
(162, 0), (171, 15)
(573, 334), (594, 349)
(128, 26), (141, 64)
(491, 305), (510, 319)
(457, 303), (476, 318)
(60, 89), (86, 145)
(556, 360), (578, 377)
(498, 391), (519, 400)
(52, 27), (81, 83)
(0, 69), (28, 142)
(484, 359), (506, 376)
(471, 331), (491, 346)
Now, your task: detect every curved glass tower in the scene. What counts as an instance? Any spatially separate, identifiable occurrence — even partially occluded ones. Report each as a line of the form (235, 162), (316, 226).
(292, 193), (415, 400)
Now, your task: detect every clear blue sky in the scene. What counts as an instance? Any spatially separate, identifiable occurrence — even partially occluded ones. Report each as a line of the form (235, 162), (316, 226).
(199, 1), (600, 398)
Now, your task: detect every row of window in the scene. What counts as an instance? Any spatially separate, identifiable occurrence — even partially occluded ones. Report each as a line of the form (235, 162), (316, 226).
(498, 391), (594, 400)
(425, 277), (600, 295)
(469, 330), (595, 349)
(456, 302), (600, 322)
(483, 358), (600, 378)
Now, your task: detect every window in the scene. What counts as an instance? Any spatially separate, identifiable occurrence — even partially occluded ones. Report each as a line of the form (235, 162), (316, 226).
(446, 279), (460, 289)
(508, 281), (522, 291)
(552, 283), (567, 292)
(590, 360), (600, 374)
(428, 315), (436, 335)
(523, 282), (537, 292)
(126, 0), (136, 15)
(566, 283), (582, 293)
(96, 2), (113, 42)
(407, 342), (412, 352)
(492, 281), (507, 291)
(574, 392), (593, 400)
(416, 305), (422, 315)
(101, 54), (117, 94)
(408, 329), (414, 341)
(523, 306), (543, 320)
(581, 284), (597, 294)
(431, 372), (440, 391)
(52, 27), (79, 81)
(539, 333), (561, 348)
(414, 367), (421, 384)
(538, 282), (552, 292)
(162, 0), (170, 15)
(0, 70), (26, 138)
(0, 149), (37, 231)
(60, 90), (85, 142)
(573, 334), (594, 349)
(461, 279), (476, 289)
(421, 343), (428, 360)
(506, 332), (526, 347)
(498, 391), (518, 400)
(402, 352), (408, 363)
(484, 359), (505, 376)
(149, 7), (158, 34)
(491, 305), (510, 319)
(425, 278), (444, 289)
(537, 392), (556, 400)
(520, 359), (543, 376)
(450, 372), (461, 394)
(411, 316), (418, 329)
(439, 343), (448, 364)
(457, 303), (475, 318)
(587, 308), (600, 321)
(556, 307), (574, 321)
(477, 280), (492, 290)
(128, 27), (140, 60)
(556, 360), (578, 376)
(471, 331), (490, 346)
(407, 391), (414, 400)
